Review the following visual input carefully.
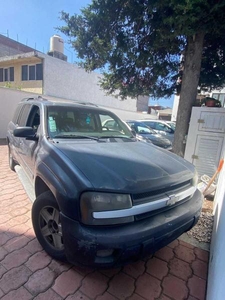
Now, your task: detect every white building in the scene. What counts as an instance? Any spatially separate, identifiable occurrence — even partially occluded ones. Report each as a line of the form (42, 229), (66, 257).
(0, 34), (149, 113)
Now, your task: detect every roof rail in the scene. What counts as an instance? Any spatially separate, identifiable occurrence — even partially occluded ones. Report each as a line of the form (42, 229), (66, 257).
(77, 101), (98, 107)
(21, 97), (34, 102)
(37, 96), (48, 101)
(21, 96), (48, 102)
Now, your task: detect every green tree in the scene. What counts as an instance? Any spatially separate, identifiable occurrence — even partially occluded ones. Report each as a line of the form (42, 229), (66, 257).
(59, 0), (225, 156)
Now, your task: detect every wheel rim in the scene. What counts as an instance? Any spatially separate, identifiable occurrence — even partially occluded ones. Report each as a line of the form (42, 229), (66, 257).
(39, 206), (64, 250)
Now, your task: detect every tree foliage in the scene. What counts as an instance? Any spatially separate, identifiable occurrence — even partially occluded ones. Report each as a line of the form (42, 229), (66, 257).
(199, 33), (225, 92)
(59, 0), (225, 156)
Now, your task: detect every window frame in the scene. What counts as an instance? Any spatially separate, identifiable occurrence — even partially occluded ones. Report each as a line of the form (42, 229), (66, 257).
(21, 63), (43, 81)
(16, 104), (32, 127)
(0, 67), (14, 82)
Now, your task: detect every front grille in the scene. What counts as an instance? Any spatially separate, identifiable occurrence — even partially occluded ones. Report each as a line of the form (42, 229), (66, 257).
(130, 180), (194, 221)
(134, 196), (191, 221)
(132, 180), (191, 205)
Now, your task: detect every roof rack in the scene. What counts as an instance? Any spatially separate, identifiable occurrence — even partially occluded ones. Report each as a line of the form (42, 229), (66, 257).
(21, 96), (49, 102)
(77, 101), (98, 107)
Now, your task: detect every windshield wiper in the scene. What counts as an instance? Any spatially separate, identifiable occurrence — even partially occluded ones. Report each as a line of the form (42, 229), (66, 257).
(53, 134), (103, 141)
(98, 136), (135, 140)
(52, 134), (135, 142)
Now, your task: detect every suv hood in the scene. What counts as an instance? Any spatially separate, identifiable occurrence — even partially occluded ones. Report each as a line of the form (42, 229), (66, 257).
(53, 140), (194, 193)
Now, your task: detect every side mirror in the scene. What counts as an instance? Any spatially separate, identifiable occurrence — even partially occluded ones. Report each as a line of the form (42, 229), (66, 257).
(13, 127), (38, 140)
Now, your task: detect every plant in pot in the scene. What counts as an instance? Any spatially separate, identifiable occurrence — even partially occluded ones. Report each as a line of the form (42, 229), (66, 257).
(201, 97), (221, 107)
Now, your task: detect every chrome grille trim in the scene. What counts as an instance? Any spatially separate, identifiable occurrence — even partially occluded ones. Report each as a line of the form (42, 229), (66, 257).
(132, 180), (191, 202)
(93, 186), (196, 219)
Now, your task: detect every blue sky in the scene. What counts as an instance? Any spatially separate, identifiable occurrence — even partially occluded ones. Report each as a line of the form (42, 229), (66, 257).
(0, 0), (174, 107)
(0, 0), (91, 62)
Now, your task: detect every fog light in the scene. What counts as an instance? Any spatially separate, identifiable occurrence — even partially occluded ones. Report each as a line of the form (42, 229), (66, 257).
(96, 249), (114, 257)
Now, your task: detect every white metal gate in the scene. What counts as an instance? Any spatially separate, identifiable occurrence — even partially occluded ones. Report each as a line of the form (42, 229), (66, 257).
(184, 107), (225, 179)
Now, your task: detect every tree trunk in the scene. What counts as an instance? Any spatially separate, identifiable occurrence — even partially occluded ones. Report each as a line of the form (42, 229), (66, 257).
(173, 32), (205, 157)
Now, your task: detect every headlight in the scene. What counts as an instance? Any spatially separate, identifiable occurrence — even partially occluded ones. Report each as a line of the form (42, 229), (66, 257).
(80, 192), (134, 225)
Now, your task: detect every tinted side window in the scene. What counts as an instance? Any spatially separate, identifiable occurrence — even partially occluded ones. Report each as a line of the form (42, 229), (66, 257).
(155, 123), (166, 130)
(146, 122), (155, 129)
(26, 105), (40, 131)
(164, 125), (173, 133)
(17, 104), (32, 126)
(12, 105), (23, 124)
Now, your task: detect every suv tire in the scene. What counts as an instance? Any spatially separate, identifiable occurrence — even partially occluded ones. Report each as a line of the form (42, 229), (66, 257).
(32, 191), (67, 262)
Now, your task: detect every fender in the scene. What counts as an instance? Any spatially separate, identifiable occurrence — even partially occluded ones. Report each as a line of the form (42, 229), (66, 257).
(34, 158), (93, 220)
(35, 162), (66, 202)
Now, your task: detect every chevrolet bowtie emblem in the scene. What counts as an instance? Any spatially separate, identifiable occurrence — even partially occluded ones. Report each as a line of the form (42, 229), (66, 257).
(167, 195), (178, 206)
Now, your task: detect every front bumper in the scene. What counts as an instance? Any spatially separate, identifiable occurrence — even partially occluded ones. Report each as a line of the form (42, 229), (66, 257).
(61, 189), (203, 268)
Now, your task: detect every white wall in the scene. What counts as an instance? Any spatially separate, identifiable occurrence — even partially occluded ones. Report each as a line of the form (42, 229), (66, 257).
(0, 88), (36, 139)
(207, 143), (225, 300)
(0, 87), (152, 139)
(41, 53), (148, 112)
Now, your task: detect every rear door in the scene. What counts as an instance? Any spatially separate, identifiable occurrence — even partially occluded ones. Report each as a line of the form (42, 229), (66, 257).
(19, 105), (41, 180)
(8, 104), (23, 160)
(9, 104), (32, 165)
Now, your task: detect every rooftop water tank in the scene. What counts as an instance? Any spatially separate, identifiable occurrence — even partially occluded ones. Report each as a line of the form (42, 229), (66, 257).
(50, 35), (64, 53)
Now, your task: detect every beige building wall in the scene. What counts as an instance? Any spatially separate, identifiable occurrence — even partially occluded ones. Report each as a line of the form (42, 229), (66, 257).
(0, 56), (43, 94)
(1, 52), (150, 112)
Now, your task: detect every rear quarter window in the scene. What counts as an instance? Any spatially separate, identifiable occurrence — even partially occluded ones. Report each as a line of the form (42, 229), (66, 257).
(16, 104), (32, 126)
(12, 104), (23, 124)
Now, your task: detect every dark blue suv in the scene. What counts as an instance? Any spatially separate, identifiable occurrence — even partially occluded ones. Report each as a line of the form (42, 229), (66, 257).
(7, 97), (203, 267)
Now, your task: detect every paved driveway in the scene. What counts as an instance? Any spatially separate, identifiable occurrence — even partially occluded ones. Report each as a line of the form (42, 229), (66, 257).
(0, 144), (209, 300)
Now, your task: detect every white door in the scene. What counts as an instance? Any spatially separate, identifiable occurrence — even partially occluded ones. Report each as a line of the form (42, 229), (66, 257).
(184, 107), (225, 179)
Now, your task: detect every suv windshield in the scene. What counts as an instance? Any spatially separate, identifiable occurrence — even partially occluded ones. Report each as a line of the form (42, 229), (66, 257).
(47, 106), (133, 139)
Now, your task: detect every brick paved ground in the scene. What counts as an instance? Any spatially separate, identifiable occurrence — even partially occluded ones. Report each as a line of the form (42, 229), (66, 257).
(0, 144), (209, 299)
